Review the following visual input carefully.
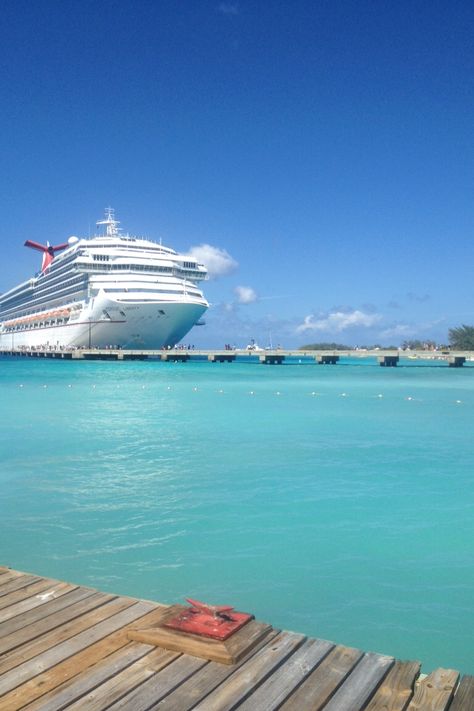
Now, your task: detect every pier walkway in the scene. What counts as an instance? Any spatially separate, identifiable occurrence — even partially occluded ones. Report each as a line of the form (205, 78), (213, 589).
(0, 348), (472, 367)
(0, 566), (472, 710)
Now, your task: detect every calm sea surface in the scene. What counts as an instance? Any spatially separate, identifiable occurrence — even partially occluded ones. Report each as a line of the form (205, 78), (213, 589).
(1, 357), (473, 673)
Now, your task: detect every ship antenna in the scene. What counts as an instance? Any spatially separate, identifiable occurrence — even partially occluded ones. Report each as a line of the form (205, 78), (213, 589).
(96, 207), (120, 236)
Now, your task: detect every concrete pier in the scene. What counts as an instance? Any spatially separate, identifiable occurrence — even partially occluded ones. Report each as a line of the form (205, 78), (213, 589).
(0, 347), (472, 367)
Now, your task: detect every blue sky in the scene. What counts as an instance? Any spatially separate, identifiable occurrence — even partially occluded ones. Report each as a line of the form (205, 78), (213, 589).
(1, 0), (474, 348)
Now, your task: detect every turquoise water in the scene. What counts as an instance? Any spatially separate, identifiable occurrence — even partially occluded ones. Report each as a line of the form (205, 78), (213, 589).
(1, 357), (473, 673)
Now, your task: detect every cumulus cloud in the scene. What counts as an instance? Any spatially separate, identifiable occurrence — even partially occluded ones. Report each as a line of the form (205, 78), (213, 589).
(296, 309), (382, 334)
(234, 285), (257, 304)
(187, 244), (238, 279)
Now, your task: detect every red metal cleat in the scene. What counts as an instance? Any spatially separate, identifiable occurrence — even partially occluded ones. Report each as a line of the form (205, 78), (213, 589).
(164, 598), (253, 640)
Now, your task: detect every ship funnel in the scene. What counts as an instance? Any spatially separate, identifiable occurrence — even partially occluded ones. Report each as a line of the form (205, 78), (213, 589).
(24, 240), (69, 272)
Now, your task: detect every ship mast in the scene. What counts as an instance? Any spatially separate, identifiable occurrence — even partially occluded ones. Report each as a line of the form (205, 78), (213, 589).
(96, 207), (120, 236)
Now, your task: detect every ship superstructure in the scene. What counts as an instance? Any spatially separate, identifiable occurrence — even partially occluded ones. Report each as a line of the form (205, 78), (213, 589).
(0, 209), (208, 349)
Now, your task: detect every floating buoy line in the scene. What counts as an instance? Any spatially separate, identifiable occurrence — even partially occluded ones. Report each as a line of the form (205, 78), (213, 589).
(12, 382), (467, 405)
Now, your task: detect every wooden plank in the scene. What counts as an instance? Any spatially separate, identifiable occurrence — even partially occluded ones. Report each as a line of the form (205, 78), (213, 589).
(0, 586), (97, 640)
(236, 637), (335, 711)
(4, 605), (171, 711)
(105, 654), (209, 711)
(0, 578), (64, 611)
(365, 661), (421, 711)
(191, 631), (307, 711)
(0, 599), (154, 697)
(279, 644), (363, 711)
(0, 595), (136, 676)
(0, 591), (116, 657)
(322, 652), (394, 710)
(18, 643), (153, 711)
(64, 647), (181, 711)
(0, 572), (39, 595)
(0, 582), (78, 624)
(149, 629), (281, 710)
(450, 676), (474, 711)
(406, 668), (459, 711)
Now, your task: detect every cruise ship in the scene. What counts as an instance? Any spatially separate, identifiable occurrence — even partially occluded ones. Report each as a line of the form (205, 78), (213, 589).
(0, 209), (209, 349)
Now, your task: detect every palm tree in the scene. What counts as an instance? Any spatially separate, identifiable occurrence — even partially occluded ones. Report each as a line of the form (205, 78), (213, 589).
(448, 325), (474, 350)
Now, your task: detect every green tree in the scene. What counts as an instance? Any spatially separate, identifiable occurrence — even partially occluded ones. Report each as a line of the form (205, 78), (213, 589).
(299, 342), (350, 350)
(448, 325), (474, 350)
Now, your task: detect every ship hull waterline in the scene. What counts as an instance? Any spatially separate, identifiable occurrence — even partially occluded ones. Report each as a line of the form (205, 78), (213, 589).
(0, 297), (207, 350)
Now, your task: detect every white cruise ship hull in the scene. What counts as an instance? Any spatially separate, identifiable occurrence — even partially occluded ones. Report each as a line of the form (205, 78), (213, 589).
(0, 209), (210, 349)
(0, 296), (207, 350)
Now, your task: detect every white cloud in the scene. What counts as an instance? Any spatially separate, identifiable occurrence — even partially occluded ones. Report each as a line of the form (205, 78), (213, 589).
(296, 309), (382, 334)
(187, 244), (238, 279)
(234, 285), (257, 304)
(379, 324), (415, 339)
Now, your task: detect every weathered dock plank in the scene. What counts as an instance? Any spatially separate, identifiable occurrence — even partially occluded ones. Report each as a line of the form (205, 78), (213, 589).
(236, 637), (335, 710)
(150, 629), (281, 710)
(0, 591), (113, 656)
(16, 607), (172, 711)
(191, 631), (307, 710)
(0, 586), (97, 641)
(0, 581), (78, 623)
(278, 644), (364, 710)
(0, 574), (43, 597)
(321, 652), (394, 710)
(106, 654), (209, 710)
(406, 668), (459, 711)
(0, 593), (129, 675)
(0, 578), (66, 612)
(364, 660), (421, 710)
(450, 676), (474, 711)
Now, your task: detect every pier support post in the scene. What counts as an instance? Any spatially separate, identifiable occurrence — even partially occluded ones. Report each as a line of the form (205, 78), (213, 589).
(160, 352), (190, 362)
(378, 355), (399, 367)
(316, 355), (339, 365)
(208, 353), (236, 363)
(448, 356), (466, 367)
(259, 354), (284, 364)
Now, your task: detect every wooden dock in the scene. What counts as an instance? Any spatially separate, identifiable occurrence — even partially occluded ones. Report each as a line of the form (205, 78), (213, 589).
(0, 567), (472, 710)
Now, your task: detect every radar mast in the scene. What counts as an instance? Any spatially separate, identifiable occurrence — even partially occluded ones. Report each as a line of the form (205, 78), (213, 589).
(96, 207), (120, 236)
